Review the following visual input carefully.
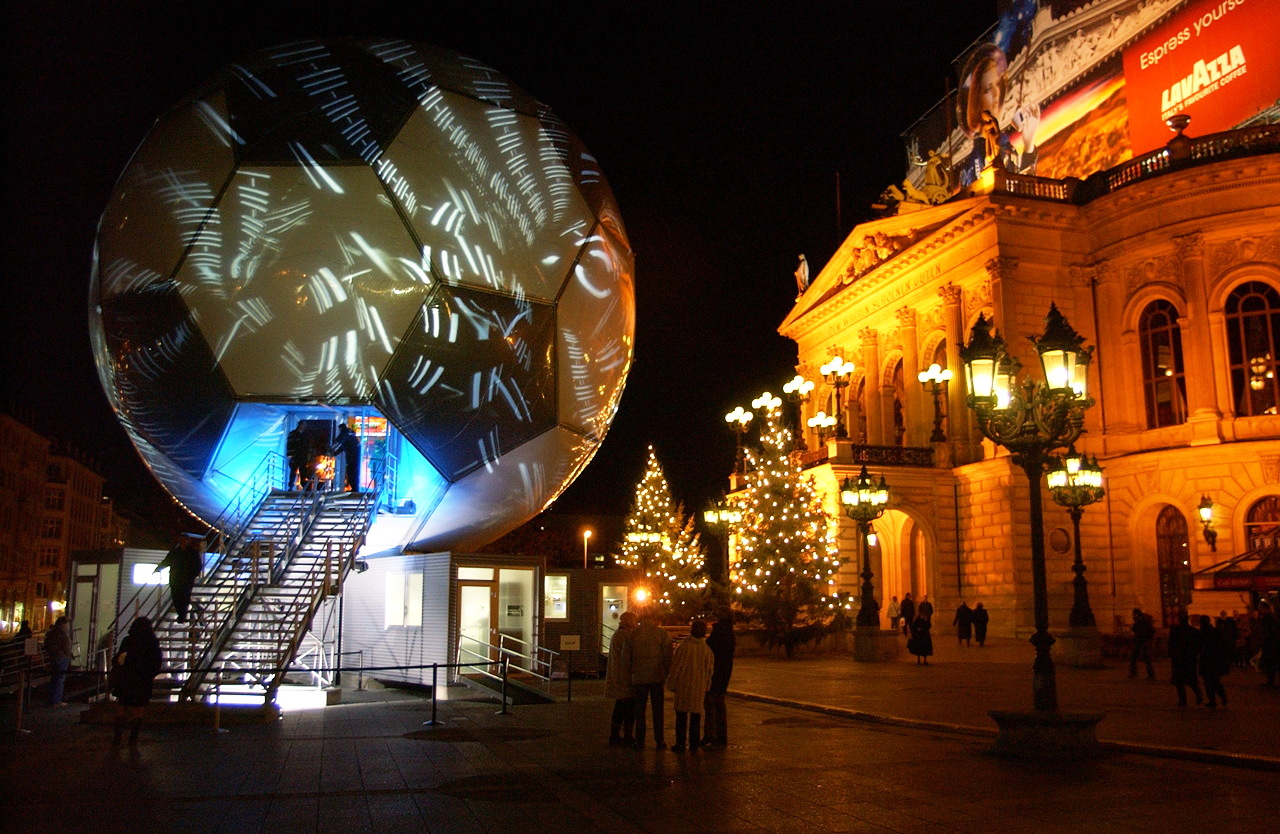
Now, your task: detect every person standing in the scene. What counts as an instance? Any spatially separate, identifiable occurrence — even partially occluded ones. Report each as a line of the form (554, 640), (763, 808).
(1128, 607), (1156, 679)
(624, 609), (672, 750)
(886, 596), (901, 632)
(158, 535), (203, 623)
(1168, 611), (1203, 707)
(899, 594), (916, 637)
(1198, 615), (1229, 708)
(111, 617), (163, 746)
(286, 425), (312, 490)
(908, 614), (933, 665)
(667, 620), (714, 751)
(332, 423), (361, 492)
(953, 600), (973, 646)
(702, 610), (736, 747)
(918, 595), (934, 622)
(44, 615), (73, 706)
(972, 602), (990, 647)
(605, 611), (638, 746)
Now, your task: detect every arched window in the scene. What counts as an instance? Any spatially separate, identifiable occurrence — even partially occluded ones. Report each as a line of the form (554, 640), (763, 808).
(1138, 300), (1187, 428)
(1225, 281), (1280, 416)
(1245, 496), (1280, 550)
(931, 341), (950, 440)
(891, 359), (905, 446)
(1156, 506), (1192, 628)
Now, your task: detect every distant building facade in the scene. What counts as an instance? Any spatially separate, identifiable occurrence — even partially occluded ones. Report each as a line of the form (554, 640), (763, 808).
(0, 413), (127, 635)
(782, 131), (1280, 637)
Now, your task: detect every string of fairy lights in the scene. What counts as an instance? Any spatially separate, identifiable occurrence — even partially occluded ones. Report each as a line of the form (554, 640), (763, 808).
(619, 445), (706, 610)
(730, 395), (842, 608)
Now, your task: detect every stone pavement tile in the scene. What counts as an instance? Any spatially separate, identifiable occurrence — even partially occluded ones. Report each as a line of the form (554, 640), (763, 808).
(362, 793), (423, 829)
(411, 791), (487, 832)
(214, 799), (271, 833)
(315, 792), (372, 831)
(262, 795), (319, 831)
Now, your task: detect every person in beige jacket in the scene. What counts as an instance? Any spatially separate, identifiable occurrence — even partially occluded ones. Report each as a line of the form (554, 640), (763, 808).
(605, 611), (638, 745)
(666, 620), (715, 751)
(623, 609), (672, 750)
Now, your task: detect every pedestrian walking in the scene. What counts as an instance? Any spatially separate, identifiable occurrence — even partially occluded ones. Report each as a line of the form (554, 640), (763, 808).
(158, 534), (203, 623)
(44, 615), (73, 706)
(623, 609), (672, 750)
(667, 620), (714, 751)
(702, 609), (735, 747)
(908, 614), (933, 664)
(918, 595), (934, 622)
(111, 617), (163, 746)
(886, 596), (901, 632)
(1217, 610), (1240, 670)
(332, 423), (361, 492)
(1198, 615), (1229, 708)
(953, 600), (973, 646)
(899, 593), (916, 637)
(972, 602), (989, 647)
(1168, 611), (1203, 707)
(1128, 607), (1156, 679)
(605, 611), (638, 746)
(1258, 600), (1279, 687)
(286, 425), (312, 490)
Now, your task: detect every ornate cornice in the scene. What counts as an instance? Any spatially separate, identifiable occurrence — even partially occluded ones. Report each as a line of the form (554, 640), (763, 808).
(895, 307), (917, 328)
(859, 327), (879, 349)
(1124, 255), (1180, 298)
(938, 283), (962, 306)
(1173, 232), (1204, 264)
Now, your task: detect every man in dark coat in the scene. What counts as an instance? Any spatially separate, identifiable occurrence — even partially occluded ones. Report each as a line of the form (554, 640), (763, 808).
(972, 602), (990, 647)
(908, 615), (933, 664)
(1259, 600), (1279, 687)
(1128, 607), (1156, 679)
(1168, 611), (1203, 706)
(918, 595), (935, 621)
(1198, 615), (1229, 708)
(286, 425), (311, 490)
(953, 601), (973, 646)
(702, 610), (736, 747)
(157, 535), (203, 623)
(332, 424), (361, 492)
(899, 594), (915, 637)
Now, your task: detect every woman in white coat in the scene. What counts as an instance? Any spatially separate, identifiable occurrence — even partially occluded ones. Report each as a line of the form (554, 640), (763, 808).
(666, 620), (715, 750)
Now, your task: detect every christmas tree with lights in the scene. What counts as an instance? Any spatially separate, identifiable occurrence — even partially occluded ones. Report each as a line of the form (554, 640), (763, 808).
(620, 446), (707, 618)
(732, 396), (841, 655)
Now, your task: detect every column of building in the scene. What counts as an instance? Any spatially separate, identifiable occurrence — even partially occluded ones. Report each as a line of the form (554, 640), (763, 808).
(1174, 232), (1226, 444)
(938, 283), (971, 464)
(859, 328), (884, 445)
(897, 307), (927, 447)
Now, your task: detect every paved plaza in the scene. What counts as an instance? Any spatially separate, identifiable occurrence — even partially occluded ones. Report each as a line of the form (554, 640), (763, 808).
(3, 637), (1278, 832)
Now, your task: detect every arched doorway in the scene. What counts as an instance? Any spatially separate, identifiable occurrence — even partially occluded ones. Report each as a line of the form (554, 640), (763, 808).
(1156, 506), (1192, 627)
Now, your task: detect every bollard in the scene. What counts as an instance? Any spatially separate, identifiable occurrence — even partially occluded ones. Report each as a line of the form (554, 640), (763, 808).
(14, 669), (30, 734)
(422, 664), (440, 726)
(497, 656), (510, 716)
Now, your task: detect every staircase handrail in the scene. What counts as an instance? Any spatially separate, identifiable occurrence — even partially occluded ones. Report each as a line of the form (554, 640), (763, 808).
(204, 453), (287, 571)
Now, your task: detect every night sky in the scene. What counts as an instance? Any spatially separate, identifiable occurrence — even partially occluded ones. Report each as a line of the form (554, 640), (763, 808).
(0, 1), (994, 530)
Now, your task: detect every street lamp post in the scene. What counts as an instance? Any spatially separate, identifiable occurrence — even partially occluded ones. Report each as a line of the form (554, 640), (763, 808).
(725, 406), (754, 475)
(960, 303), (1095, 714)
(582, 529), (592, 569)
(840, 465), (890, 629)
(820, 356), (856, 439)
(783, 375), (815, 451)
(917, 362), (954, 443)
(703, 501), (742, 593)
(1047, 447), (1104, 629)
(807, 412), (837, 445)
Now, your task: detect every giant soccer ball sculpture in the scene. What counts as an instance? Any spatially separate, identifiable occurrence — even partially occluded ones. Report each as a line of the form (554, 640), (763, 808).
(90, 40), (634, 552)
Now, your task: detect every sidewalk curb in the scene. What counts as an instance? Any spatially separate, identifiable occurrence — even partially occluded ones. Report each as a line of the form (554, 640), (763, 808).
(729, 689), (1280, 772)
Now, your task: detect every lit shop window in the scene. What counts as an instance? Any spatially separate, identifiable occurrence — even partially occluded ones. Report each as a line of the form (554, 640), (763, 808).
(544, 575), (568, 620)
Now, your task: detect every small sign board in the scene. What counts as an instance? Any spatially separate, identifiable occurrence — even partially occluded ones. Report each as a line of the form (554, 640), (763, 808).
(559, 634), (581, 651)
(23, 638), (39, 657)
(506, 604), (524, 617)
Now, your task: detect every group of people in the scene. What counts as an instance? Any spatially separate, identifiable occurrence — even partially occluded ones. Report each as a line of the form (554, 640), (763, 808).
(884, 593), (989, 665)
(287, 423), (361, 493)
(1131, 600), (1279, 703)
(605, 609), (735, 751)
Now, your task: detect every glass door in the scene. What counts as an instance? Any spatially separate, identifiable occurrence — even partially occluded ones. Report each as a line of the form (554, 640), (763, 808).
(601, 584), (629, 654)
(459, 582), (496, 667)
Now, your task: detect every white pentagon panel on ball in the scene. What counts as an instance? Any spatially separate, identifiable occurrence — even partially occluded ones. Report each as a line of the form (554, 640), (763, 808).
(96, 91), (238, 300)
(406, 426), (599, 552)
(556, 221), (635, 439)
(380, 93), (594, 302)
(90, 38), (633, 554)
(172, 164), (432, 400)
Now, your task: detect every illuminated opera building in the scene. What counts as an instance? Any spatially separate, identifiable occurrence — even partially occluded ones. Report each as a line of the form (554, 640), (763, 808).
(783, 0), (1280, 636)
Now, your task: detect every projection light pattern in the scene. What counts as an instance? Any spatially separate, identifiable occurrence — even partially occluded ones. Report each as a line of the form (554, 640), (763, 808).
(89, 39), (634, 551)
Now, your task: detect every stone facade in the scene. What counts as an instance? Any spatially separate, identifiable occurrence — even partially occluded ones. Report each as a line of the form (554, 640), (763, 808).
(781, 130), (1280, 638)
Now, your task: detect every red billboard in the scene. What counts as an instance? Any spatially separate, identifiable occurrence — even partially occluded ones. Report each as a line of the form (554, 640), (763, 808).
(1124, 0), (1280, 155)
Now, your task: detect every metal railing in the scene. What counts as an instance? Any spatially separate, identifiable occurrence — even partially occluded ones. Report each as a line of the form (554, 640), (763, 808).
(457, 633), (559, 693)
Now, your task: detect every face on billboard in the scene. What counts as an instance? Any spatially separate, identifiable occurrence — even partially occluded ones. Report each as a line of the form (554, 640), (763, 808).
(901, 0), (1280, 201)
